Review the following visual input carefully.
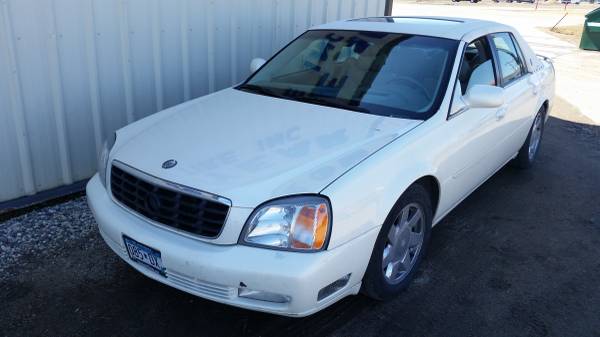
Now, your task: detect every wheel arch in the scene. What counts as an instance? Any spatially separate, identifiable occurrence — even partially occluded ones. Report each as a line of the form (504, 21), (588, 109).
(539, 99), (550, 122)
(412, 175), (441, 220)
(541, 99), (549, 112)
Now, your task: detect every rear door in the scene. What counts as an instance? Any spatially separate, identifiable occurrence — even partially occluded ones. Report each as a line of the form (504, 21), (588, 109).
(489, 32), (539, 161)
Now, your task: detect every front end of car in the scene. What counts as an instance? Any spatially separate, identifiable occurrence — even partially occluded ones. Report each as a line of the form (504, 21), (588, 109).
(87, 137), (379, 316)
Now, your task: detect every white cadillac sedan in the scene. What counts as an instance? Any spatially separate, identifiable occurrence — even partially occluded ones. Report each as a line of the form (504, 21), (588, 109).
(87, 16), (554, 316)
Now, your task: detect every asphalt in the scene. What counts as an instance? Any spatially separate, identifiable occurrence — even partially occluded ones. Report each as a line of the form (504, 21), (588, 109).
(1, 98), (599, 337)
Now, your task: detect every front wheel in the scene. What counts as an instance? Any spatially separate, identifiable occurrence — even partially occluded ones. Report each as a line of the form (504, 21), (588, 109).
(513, 107), (545, 169)
(361, 184), (432, 300)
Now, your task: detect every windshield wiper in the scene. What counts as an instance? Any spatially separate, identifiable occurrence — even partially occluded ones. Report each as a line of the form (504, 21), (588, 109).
(291, 94), (370, 114)
(237, 84), (282, 99)
(238, 84), (370, 114)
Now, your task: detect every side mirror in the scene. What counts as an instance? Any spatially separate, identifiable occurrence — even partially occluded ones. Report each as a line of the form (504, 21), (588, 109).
(250, 58), (266, 73)
(464, 85), (504, 109)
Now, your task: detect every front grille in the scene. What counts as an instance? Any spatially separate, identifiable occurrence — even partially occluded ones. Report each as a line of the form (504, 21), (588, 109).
(110, 164), (229, 238)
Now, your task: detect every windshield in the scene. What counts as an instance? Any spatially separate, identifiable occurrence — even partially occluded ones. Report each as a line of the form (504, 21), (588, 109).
(238, 30), (459, 119)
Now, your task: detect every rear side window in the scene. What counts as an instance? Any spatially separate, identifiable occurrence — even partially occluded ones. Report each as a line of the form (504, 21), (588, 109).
(491, 33), (526, 85)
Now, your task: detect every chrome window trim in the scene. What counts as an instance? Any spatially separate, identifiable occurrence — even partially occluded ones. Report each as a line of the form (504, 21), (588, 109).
(108, 160), (232, 241)
(449, 106), (470, 120)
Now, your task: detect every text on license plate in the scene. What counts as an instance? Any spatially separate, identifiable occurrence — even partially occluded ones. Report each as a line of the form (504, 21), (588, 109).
(123, 236), (166, 276)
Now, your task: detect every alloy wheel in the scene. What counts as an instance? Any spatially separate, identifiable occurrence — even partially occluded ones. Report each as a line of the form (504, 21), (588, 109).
(382, 203), (425, 285)
(528, 113), (543, 161)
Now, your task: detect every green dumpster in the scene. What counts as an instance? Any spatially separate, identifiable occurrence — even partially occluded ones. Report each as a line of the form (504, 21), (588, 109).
(580, 7), (600, 51)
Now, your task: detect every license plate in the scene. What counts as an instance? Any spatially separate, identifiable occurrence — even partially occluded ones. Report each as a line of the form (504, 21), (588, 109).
(123, 236), (166, 277)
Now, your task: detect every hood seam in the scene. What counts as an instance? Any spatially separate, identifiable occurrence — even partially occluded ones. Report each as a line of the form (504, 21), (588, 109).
(318, 121), (424, 195)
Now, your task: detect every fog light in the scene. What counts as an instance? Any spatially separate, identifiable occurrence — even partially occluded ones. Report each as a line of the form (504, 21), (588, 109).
(317, 273), (351, 301)
(238, 288), (291, 303)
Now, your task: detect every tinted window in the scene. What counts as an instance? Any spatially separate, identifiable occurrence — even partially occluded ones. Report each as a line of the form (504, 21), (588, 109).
(239, 30), (459, 119)
(491, 33), (525, 85)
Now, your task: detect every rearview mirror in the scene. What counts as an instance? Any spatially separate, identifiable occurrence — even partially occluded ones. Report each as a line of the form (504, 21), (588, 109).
(464, 85), (504, 109)
(250, 58), (266, 73)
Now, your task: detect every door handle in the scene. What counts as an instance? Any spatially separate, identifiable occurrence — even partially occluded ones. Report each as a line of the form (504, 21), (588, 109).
(496, 107), (507, 120)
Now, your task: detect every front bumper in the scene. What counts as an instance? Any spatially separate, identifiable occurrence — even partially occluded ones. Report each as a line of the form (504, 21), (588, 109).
(86, 174), (379, 317)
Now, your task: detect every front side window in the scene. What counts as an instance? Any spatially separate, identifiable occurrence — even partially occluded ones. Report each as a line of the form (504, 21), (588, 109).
(238, 30), (459, 120)
(491, 33), (525, 85)
(457, 37), (496, 95)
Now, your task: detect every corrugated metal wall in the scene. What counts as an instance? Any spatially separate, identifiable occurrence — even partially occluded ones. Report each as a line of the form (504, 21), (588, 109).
(0, 0), (385, 203)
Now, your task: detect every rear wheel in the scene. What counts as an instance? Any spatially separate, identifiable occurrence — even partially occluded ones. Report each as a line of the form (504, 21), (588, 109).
(361, 184), (432, 300)
(513, 107), (545, 169)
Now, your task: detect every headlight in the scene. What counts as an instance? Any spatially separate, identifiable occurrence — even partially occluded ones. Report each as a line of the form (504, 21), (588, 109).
(240, 195), (331, 252)
(97, 132), (116, 188)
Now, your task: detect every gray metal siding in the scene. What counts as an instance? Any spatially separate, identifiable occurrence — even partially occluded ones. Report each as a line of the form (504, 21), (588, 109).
(0, 0), (385, 202)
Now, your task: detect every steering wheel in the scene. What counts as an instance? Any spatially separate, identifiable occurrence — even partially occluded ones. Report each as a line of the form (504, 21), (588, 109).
(386, 76), (432, 101)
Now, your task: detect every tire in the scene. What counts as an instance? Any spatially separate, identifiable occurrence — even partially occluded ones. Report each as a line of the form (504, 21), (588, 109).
(513, 107), (545, 169)
(361, 184), (433, 300)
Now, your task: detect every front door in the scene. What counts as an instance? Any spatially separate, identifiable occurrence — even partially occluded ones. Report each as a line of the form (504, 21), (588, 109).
(435, 37), (509, 218)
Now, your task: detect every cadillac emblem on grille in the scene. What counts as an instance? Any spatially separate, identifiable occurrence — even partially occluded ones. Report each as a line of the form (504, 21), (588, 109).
(162, 159), (177, 169)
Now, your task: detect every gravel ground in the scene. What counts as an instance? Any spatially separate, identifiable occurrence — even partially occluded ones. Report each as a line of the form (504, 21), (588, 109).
(0, 197), (95, 283)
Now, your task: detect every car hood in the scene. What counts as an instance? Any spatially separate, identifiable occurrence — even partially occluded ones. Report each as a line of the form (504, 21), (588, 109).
(112, 88), (421, 208)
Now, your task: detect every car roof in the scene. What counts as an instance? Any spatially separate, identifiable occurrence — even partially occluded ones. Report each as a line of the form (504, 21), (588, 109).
(311, 16), (513, 41)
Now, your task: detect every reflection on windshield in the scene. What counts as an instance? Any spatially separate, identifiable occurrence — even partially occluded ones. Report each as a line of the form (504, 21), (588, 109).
(238, 30), (458, 119)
